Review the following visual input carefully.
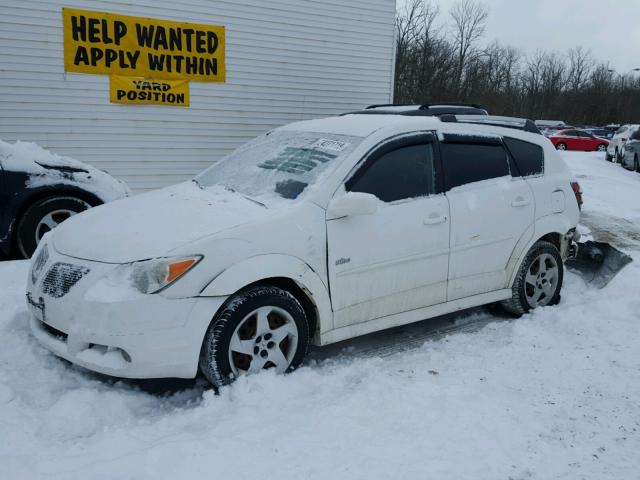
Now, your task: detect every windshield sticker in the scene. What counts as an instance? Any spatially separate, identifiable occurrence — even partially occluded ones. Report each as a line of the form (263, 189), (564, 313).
(311, 138), (349, 152)
(259, 147), (337, 174)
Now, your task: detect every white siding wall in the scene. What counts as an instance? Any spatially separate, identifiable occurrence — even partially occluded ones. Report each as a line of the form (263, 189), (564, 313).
(0, 0), (396, 191)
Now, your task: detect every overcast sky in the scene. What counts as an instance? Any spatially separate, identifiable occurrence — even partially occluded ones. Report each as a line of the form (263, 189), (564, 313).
(403, 0), (640, 74)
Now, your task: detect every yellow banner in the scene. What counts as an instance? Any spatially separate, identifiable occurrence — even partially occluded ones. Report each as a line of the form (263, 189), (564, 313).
(62, 7), (225, 82)
(110, 76), (190, 106)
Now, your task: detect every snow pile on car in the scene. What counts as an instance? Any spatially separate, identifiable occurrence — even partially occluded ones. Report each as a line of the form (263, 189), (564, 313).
(0, 139), (130, 202)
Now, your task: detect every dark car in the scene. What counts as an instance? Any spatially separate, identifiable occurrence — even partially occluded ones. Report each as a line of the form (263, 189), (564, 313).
(585, 128), (615, 140)
(0, 140), (129, 258)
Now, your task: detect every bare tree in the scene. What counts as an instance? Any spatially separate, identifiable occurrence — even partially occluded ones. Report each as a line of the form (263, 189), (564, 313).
(567, 47), (594, 92)
(393, 2), (640, 125)
(449, 0), (488, 94)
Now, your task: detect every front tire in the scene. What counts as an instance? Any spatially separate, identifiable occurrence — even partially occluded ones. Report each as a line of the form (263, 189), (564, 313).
(635, 155), (640, 173)
(17, 196), (91, 258)
(596, 144), (607, 152)
(555, 143), (567, 151)
(199, 286), (311, 387)
(605, 151), (614, 161)
(501, 241), (563, 316)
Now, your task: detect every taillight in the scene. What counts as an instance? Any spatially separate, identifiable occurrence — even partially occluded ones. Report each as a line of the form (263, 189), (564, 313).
(570, 181), (583, 209)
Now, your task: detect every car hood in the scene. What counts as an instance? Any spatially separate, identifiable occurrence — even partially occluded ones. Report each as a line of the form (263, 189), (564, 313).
(53, 181), (271, 263)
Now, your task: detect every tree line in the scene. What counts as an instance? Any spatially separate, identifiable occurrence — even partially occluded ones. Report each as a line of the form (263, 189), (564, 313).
(394, 0), (640, 126)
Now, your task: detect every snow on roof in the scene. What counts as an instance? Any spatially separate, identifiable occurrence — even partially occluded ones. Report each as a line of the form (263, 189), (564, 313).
(277, 113), (441, 137)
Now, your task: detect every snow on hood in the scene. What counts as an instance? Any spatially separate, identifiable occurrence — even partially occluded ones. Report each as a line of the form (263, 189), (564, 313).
(52, 181), (270, 263)
(0, 140), (130, 202)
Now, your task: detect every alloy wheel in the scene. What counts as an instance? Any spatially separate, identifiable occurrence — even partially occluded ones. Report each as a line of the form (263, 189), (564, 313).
(35, 209), (79, 243)
(228, 306), (299, 375)
(524, 253), (559, 308)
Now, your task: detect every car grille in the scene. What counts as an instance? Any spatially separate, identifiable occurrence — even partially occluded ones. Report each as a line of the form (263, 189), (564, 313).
(41, 262), (90, 298)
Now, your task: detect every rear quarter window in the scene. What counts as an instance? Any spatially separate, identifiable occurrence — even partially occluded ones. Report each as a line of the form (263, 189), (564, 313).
(503, 138), (544, 177)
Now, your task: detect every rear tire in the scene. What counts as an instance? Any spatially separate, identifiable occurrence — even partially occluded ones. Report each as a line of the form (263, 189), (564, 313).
(635, 155), (639, 173)
(16, 196), (91, 258)
(500, 241), (564, 317)
(596, 144), (607, 152)
(199, 286), (311, 387)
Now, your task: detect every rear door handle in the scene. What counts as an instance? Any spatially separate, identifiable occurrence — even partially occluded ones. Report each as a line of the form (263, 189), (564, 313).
(423, 214), (447, 225)
(511, 197), (530, 208)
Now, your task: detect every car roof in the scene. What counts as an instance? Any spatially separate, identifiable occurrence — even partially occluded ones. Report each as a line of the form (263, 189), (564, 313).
(278, 114), (548, 146)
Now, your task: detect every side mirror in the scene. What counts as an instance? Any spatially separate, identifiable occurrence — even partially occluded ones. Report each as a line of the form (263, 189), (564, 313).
(327, 192), (379, 220)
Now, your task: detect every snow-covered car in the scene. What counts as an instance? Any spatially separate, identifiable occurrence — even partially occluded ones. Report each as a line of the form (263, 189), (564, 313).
(620, 127), (640, 172)
(0, 140), (130, 258)
(606, 124), (640, 162)
(26, 114), (581, 387)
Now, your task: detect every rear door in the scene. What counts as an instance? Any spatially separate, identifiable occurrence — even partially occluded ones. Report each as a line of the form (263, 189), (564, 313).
(441, 134), (535, 300)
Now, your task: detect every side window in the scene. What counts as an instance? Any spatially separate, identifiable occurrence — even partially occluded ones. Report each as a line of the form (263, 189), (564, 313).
(616, 126), (628, 135)
(631, 129), (640, 141)
(348, 143), (435, 202)
(503, 138), (544, 177)
(441, 142), (510, 190)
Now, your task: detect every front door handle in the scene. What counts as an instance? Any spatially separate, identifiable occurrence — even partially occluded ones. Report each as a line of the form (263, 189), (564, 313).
(423, 214), (447, 225)
(511, 197), (530, 208)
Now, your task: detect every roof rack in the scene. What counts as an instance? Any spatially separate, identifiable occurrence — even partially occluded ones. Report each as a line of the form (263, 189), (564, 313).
(364, 102), (485, 110)
(365, 103), (412, 109)
(419, 102), (484, 110)
(440, 114), (541, 134)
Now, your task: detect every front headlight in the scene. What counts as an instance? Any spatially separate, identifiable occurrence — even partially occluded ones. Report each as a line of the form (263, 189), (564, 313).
(129, 255), (202, 294)
(31, 243), (50, 284)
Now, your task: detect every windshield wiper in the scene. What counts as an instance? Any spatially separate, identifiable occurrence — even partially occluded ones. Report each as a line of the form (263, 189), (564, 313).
(223, 185), (266, 208)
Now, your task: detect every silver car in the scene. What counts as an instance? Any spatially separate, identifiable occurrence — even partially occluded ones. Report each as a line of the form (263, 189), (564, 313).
(606, 124), (640, 162)
(621, 128), (640, 172)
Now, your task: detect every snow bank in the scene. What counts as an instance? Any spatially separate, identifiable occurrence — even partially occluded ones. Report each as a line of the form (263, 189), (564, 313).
(0, 151), (638, 479)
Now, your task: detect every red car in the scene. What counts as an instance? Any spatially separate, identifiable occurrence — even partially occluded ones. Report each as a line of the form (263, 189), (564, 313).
(549, 129), (609, 152)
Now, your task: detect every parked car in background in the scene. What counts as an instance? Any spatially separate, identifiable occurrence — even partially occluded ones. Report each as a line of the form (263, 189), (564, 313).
(541, 126), (572, 138)
(584, 128), (615, 140)
(606, 124), (640, 162)
(620, 127), (640, 172)
(535, 120), (567, 129)
(26, 113), (580, 386)
(0, 140), (130, 258)
(549, 129), (609, 152)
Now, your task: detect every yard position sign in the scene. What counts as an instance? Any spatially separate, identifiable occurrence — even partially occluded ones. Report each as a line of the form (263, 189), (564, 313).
(62, 7), (225, 106)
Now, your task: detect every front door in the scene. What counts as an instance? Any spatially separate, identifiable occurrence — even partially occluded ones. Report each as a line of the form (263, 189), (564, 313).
(327, 133), (450, 328)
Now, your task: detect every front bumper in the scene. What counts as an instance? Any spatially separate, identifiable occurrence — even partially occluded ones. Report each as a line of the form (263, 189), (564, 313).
(26, 246), (226, 379)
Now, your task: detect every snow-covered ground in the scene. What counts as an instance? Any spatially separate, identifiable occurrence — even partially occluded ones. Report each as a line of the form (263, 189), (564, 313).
(1, 152), (639, 479)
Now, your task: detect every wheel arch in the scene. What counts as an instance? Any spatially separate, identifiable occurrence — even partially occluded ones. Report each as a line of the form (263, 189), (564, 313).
(200, 254), (333, 342)
(506, 215), (574, 287)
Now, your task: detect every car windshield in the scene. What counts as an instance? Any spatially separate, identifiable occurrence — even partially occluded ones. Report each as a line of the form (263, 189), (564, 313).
(195, 130), (362, 203)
